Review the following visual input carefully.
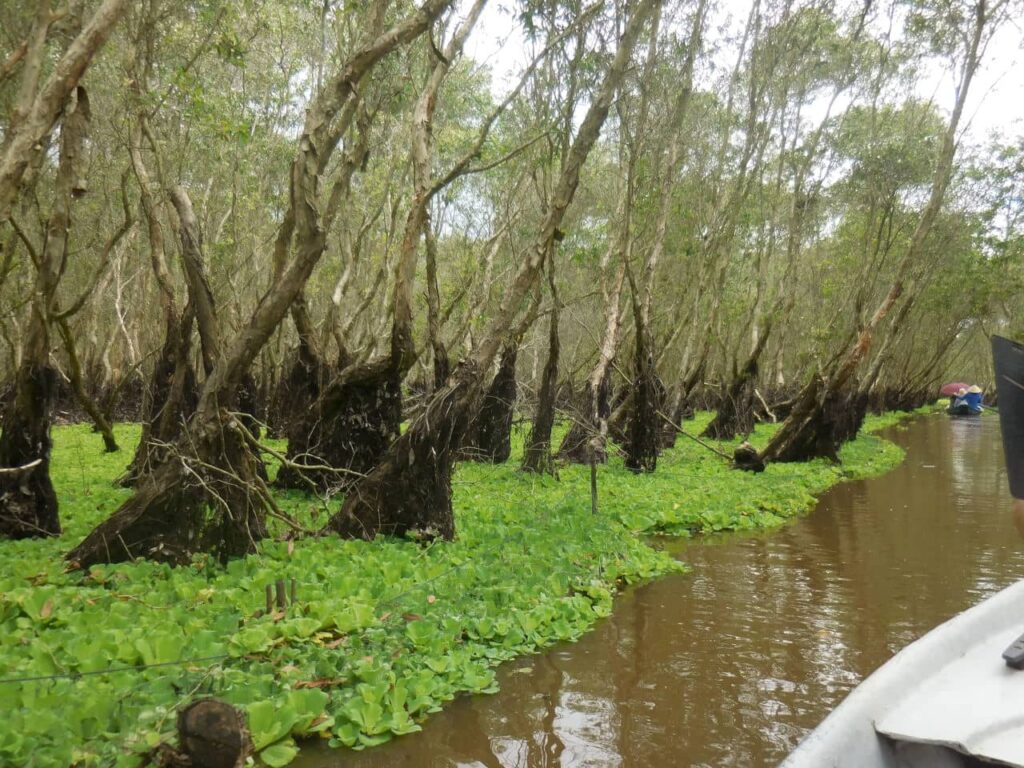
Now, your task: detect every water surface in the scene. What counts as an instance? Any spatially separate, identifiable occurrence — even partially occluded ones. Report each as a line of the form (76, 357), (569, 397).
(298, 415), (1019, 767)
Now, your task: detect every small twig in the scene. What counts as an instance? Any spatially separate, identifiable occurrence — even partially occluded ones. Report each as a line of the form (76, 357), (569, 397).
(754, 388), (776, 422)
(0, 458), (42, 475)
(656, 410), (733, 461)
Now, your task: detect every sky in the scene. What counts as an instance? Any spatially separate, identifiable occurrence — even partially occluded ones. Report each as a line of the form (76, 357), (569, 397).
(461, 0), (1024, 146)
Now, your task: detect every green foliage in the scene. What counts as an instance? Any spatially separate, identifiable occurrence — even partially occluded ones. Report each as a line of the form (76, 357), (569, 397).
(0, 413), (920, 766)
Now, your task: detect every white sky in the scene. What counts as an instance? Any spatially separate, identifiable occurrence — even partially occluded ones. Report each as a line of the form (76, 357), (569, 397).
(461, 0), (1024, 146)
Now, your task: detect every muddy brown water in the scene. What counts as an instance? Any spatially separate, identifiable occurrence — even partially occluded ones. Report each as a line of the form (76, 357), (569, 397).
(297, 415), (1020, 767)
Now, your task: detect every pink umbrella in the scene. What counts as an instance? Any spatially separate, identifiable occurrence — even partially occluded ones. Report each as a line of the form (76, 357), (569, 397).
(940, 381), (970, 396)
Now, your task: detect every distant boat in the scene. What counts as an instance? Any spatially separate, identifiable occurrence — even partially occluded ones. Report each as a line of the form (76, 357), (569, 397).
(783, 335), (1024, 767)
(946, 384), (984, 416)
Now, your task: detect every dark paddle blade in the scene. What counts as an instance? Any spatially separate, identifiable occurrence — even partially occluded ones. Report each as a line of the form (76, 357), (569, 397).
(993, 335), (1024, 500)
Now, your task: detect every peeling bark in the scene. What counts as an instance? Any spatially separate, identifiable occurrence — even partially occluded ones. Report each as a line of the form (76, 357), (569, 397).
(0, 0), (128, 222)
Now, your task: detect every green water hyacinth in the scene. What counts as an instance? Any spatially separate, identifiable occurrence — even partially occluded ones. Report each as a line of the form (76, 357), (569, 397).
(0, 409), (927, 766)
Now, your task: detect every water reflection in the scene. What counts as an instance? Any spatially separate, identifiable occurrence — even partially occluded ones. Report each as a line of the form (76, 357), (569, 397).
(296, 416), (1019, 768)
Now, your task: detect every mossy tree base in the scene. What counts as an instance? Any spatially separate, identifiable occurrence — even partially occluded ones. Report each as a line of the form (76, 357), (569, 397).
(462, 345), (517, 464)
(68, 414), (268, 568)
(274, 360), (401, 493)
(324, 363), (483, 540)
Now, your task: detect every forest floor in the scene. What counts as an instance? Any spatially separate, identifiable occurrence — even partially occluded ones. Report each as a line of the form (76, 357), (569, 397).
(0, 408), (933, 767)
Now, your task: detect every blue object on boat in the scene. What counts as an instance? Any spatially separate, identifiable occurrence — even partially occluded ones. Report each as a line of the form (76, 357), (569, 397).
(947, 388), (983, 415)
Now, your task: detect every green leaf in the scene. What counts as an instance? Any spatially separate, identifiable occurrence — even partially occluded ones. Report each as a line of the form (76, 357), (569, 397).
(260, 739), (298, 768)
(247, 701), (289, 751)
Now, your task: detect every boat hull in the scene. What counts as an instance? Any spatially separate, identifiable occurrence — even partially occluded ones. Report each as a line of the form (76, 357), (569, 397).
(782, 580), (1024, 767)
(946, 403), (981, 416)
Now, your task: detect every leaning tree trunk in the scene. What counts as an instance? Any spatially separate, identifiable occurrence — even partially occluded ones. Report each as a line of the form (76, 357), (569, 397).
(326, 0), (657, 540)
(280, 1), (485, 492)
(0, 85), (91, 538)
(57, 317), (118, 452)
(0, 0), (128, 222)
(324, 364), (483, 540)
(67, 411), (269, 567)
(756, 0), (987, 466)
(70, 0), (454, 567)
(463, 343), (518, 463)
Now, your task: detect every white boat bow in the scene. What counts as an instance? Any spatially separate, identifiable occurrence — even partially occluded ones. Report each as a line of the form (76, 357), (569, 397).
(783, 578), (1024, 767)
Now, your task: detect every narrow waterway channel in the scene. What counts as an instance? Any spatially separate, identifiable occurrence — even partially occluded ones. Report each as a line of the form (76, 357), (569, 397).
(298, 415), (1019, 767)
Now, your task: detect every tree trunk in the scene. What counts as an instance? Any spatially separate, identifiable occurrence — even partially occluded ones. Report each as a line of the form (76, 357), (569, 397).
(0, 85), (90, 537)
(557, 214), (627, 464)
(424, 221), (450, 389)
(522, 258), (560, 474)
(70, 0), (454, 566)
(702, 318), (771, 441)
(68, 411), (269, 568)
(0, 361), (59, 538)
(0, 0), (128, 222)
(326, 0), (658, 539)
(623, 323), (665, 473)
(121, 310), (198, 485)
(121, 112), (198, 485)
(757, 0), (987, 466)
(463, 343), (518, 463)
(274, 356), (400, 492)
(57, 317), (118, 452)
(324, 363), (483, 540)
(280, 2), (483, 491)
